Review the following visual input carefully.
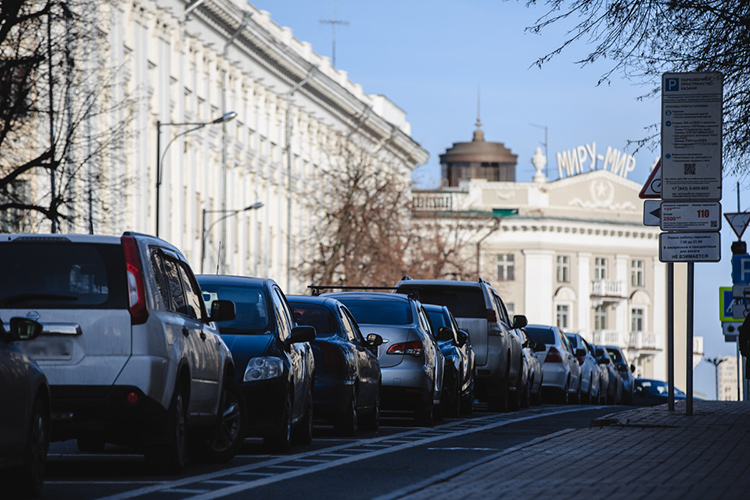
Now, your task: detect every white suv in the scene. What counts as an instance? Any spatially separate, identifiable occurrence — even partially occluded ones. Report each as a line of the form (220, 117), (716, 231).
(394, 277), (527, 411)
(0, 232), (243, 473)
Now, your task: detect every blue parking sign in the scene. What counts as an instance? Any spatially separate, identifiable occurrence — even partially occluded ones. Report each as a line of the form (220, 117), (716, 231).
(732, 254), (750, 284)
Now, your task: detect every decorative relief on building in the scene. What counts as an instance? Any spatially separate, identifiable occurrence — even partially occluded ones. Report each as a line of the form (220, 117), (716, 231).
(568, 179), (637, 211)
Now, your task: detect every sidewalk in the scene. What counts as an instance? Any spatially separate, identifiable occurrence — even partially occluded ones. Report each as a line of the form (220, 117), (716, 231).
(391, 401), (750, 500)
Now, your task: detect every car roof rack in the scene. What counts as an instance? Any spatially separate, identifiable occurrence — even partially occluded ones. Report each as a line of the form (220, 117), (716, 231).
(308, 285), (397, 296)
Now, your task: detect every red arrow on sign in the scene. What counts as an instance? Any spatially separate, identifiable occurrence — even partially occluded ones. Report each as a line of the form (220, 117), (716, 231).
(725, 212), (750, 239)
(639, 160), (661, 199)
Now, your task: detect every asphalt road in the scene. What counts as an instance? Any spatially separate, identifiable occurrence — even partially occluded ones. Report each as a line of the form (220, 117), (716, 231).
(39, 404), (628, 500)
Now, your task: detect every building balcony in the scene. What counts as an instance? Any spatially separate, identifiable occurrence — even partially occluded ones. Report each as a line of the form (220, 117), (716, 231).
(592, 330), (623, 346)
(628, 331), (660, 351)
(590, 279), (626, 307)
(412, 192), (455, 211)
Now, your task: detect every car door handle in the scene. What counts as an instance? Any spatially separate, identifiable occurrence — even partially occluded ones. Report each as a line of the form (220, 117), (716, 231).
(182, 327), (190, 337)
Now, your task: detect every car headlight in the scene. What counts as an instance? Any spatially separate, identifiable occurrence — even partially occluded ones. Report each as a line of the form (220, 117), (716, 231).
(243, 357), (284, 382)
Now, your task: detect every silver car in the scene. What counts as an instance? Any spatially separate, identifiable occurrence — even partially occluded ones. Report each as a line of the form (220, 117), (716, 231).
(525, 324), (582, 404)
(565, 332), (601, 404)
(0, 233), (242, 474)
(325, 292), (445, 426)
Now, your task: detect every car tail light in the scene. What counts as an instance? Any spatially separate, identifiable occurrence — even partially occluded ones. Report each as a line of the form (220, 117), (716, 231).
(387, 340), (424, 357)
(545, 346), (563, 363)
(486, 309), (497, 322)
(122, 235), (148, 325)
(319, 342), (344, 373)
(577, 356), (585, 365)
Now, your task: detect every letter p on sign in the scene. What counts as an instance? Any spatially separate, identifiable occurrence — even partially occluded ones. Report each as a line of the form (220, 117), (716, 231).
(665, 78), (679, 92)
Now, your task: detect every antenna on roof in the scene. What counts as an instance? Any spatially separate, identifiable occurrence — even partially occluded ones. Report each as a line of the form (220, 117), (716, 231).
(320, 0), (349, 67)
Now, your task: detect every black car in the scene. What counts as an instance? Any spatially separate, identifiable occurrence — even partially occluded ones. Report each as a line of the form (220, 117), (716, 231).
(198, 276), (316, 451)
(605, 345), (635, 405)
(633, 378), (687, 407)
(0, 317), (49, 498)
(423, 304), (475, 416)
(288, 295), (382, 435)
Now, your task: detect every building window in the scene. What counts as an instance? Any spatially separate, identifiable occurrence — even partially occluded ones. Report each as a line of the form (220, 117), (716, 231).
(631, 259), (645, 287)
(506, 303), (515, 318)
(556, 304), (569, 329)
(594, 257), (607, 280)
(497, 254), (515, 281)
(594, 305), (607, 330)
(556, 255), (570, 283)
(631, 308), (644, 332)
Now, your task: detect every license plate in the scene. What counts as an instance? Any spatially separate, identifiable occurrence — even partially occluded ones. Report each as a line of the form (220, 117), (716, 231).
(23, 338), (73, 360)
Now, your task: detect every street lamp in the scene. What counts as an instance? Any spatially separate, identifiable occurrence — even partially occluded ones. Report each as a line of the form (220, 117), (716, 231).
(705, 357), (726, 401)
(201, 202), (263, 273)
(155, 111), (237, 238)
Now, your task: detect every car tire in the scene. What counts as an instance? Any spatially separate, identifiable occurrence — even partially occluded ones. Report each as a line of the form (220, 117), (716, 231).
(291, 389), (313, 445)
(265, 391), (292, 452)
(415, 401), (434, 427)
(509, 369), (522, 411)
(487, 377), (509, 413)
(520, 375), (531, 409)
(359, 386), (380, 431)
(444, 371), (460, 418)
(334, 388), (359, 436)
(559, 379), (570, 405)
(146, 384), (187, 475)
(188, 377), (245, 464)
(9, 396), (49, 499)
(460, 381), (474, 415)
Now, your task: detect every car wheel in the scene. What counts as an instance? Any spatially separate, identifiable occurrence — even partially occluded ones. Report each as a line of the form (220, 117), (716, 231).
(76, 434), (105, 453)
(520, 375), (531, 409)
(444, 372), (460, 418)
(146, 384), (187, 475)
(188, 378), (245, 464)
(359, 386), (380, 431)
(10, 396), (49, 498)
(264, 391), (292, 452)
(559, 379), (570, 405)
(460, 381), (474, 415)
(509, 369), (522, 411)
(334, 388), (359, 436)
(291, 389), (313, 445)
(415, 400), (434, 427)
(487, 377), (509, 412)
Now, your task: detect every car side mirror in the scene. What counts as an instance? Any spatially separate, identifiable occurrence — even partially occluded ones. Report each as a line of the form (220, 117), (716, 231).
(209, 299), (236, 323)
(575, 348), (586, 358)
(512, 315), (528, 329)
(456, 329), (469, 348)
(288, 325), (316, 347)
(630, 364), (636, 373)
(366, 333), (383, 347)
(7, 318), (43, 342)
(436, 326), (454, 342)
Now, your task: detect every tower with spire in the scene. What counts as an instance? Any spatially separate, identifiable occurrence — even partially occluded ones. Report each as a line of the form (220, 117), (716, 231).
(439, 97), (518, 187)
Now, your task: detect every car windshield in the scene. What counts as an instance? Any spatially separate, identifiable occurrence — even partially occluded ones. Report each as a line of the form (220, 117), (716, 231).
(396, 285), (485, 318)
(201, 284), (270, 334)
(525, 327), (555, 345)
(290, 303), (338, 336)
(607, 348), (624, 363)
(335, 298), (412, 325)
(425, 309), (449, 330)
(640, 380), (685, 397)
(0, 241), (127, 309)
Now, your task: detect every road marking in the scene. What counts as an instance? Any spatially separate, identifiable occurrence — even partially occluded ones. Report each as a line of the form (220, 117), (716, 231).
(94, 406), (599, 500)
(426, 447), (498, 451)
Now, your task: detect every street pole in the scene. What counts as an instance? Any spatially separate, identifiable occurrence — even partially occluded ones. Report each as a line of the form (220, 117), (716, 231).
(201, 202), (263, 274)
(705, 357), (726, 400)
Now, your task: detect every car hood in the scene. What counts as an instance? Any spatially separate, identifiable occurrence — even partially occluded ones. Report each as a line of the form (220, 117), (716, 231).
(220, 333), (273, 362)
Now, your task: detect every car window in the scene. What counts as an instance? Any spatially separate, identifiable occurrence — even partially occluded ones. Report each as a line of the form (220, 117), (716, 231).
(336, 298), (412, 325)
(162, 257), (188, 315)
(200, 284), (270, 334)
(526, 327), (555, 345)
(272, 287), (292, 342)
(291, 303), (338, 336)
(492, 291), (512, 327)
(395, 285), (485, 318)
(560, 333), (572, 352)
(426, 309), (448, 330)
(0, 241), (127, 309)
(417, 306), (435, 339)
(150, 249), (171, 308)
(177, 262), (205, 320)
(339, 307), (364, 343)
(607, 348), (624, 363)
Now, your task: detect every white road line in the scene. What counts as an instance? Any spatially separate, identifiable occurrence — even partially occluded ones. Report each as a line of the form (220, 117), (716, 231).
(95, 407), (598, 500)
(163, 489), (210, 494)
(202, 481), (245, 486)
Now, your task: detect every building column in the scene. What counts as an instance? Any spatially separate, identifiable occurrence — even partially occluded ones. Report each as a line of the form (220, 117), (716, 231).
(577, 252), (592, 336)
(615, 253), (629, 344)
(523, 249), (555, 325)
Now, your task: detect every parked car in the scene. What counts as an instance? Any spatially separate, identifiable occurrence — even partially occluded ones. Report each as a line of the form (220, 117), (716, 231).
(525, 325), (582, 404)
(633, 378), (687, 407)
(565, 333), (601, 404)
(394, 277), (526, 412)
(423, 303), (476, 416)
(0, 233), (242, 474)
(287, 295), (382, 434)
(0, 317), (49, 498)
(324, 292), (445, 426)
(198, 275), (316, 451)
(595, 345), (622, 405)
(606, 345), (635, 404)
(519, 328), (543, 406)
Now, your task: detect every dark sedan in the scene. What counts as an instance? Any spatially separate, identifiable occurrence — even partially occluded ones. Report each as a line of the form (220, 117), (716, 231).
(0, 317), (49, 498)
(198, 275), (316, 452)
(633, 378), (687, 407)
(423, 304), (475, 416)
(288, 295), (382, 435)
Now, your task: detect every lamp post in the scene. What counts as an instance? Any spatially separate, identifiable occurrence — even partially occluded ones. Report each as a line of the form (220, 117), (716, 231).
(705, 356), (726, 400)
(155, 111), (237, 238)
(201, 202), (263, 274)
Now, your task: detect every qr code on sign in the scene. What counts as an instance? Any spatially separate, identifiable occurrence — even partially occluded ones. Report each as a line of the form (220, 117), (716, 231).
(684, 163), (696, 175)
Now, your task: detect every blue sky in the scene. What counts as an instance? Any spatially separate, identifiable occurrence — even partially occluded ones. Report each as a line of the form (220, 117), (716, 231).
(249, 0), (746, 398)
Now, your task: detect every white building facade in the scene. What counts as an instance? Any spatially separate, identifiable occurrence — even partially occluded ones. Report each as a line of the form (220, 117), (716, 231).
(38, 0), (427, 293)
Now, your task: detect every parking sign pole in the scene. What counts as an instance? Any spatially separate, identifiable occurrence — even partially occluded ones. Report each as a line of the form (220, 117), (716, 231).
(687, 262), (694, 416)
(668, 262), (675, 411)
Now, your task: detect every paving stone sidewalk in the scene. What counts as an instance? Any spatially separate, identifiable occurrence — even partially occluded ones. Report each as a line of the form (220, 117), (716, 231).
(389, 401), (750, 500)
